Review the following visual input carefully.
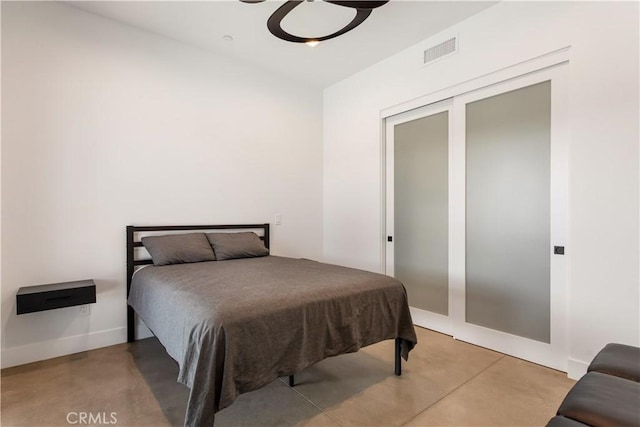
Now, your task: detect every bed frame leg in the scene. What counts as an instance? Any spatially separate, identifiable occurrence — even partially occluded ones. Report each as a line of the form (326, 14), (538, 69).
(288, 375), (295, 387)
(395, 337), (402, 376)
(127, 306), (135, 343)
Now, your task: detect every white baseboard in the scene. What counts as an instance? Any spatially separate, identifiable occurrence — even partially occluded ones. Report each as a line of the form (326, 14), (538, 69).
(135, 322), (153, 340)
(567, 357), (589, 380)
(0, 320), (159, 369)
(1, 327), (127, 369)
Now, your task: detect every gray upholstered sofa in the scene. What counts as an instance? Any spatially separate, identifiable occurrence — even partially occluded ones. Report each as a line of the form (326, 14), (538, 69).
(547, 343), (640, 427)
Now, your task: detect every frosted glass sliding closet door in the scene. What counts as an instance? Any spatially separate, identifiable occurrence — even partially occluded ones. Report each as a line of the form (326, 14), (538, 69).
(385, 65), (568, 370)
(386, 100), (454, 335)
(465, 81), (551, 343)
(451, 67), (568, 370)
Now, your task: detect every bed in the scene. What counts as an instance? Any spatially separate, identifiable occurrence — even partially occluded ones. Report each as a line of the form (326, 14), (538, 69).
(126, 223), (417, 426)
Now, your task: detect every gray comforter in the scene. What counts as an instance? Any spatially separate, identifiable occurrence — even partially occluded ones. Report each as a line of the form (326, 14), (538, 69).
(128, 256), (417, 426)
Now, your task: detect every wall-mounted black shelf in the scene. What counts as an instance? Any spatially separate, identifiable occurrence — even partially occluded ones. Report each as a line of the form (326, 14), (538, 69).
(17, 279), (96, 315)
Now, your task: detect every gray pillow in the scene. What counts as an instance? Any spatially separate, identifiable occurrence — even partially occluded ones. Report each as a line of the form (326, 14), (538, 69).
(141, 233), (216, 266)
(206, 232), (269, 261)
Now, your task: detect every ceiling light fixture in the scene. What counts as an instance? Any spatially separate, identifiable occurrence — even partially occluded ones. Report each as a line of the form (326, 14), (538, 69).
(240, 0), (389, 45)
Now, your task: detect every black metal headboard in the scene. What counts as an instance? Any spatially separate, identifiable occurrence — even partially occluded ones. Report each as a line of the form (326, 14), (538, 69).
(126, 223), (270, 342)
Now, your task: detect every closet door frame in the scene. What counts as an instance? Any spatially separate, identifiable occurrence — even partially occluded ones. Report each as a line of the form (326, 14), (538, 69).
(382, 61), (569, 371)
(385, 99), (455, 336)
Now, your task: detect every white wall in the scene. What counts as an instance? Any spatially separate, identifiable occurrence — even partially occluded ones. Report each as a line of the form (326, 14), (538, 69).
(323, 1), (639, 378)
(1, 1), (323, 368)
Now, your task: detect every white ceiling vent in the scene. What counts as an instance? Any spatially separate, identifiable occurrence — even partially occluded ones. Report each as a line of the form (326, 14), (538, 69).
(423, 37), (457, 65)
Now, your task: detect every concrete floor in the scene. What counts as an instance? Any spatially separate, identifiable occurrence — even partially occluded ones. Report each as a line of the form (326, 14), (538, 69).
(1, 327), (574, 426)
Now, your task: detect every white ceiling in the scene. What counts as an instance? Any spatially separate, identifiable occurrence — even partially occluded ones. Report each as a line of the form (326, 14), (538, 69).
(67, 0), (497, 88)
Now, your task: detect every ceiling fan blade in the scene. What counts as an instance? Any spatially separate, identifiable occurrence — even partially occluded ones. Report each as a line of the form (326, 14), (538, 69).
(323, 1), (389, 10)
